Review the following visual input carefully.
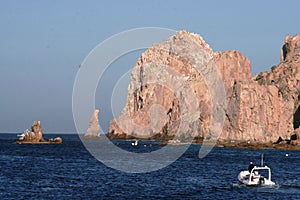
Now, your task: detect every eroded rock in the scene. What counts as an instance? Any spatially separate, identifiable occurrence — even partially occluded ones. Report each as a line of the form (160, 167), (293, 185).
(16, 121), (62, 144)
(108, 31), (300, 144)
(19, 121), (44, 142)
(83, 109), (101, 139)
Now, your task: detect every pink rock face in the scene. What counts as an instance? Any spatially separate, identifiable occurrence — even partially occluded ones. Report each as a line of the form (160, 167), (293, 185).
(108, 31), (300, 143)
(213, 50), (252, 90)
(221, 81), (292, 142)
(109, 30), (214, 140)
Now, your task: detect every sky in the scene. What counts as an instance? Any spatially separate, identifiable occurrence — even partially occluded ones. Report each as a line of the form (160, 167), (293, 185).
(0, 0), (299, 133)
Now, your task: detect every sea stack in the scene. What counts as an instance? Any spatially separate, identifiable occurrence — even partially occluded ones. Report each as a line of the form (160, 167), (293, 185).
(83, 109), (101, 139)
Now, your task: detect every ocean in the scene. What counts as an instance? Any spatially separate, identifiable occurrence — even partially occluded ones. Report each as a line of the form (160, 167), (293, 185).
(0, 133), (299, 199)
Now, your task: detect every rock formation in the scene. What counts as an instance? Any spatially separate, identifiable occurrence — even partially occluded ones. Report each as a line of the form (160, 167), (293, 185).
(48, 137), (63, 143)
(108, 30), (216, 140)
(280, 34), (300, 62)
(16, 121), (62, 144)
(108, 31), (300, 144)
(20, 121), (44, 142)
(83, 109), (101, 139)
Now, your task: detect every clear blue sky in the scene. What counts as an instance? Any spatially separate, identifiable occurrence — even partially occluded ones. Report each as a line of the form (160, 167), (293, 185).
(0, 0), (299, 133)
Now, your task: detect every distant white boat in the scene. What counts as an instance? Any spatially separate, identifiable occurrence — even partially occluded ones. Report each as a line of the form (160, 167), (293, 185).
(131, 140), (138, 146)
(17, 129), (29, 141)
(17, 133), (25, 137)
(17, 133), (25, 140)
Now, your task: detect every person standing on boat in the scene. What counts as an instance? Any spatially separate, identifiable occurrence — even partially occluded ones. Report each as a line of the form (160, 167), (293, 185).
(248, 162), (254, 172)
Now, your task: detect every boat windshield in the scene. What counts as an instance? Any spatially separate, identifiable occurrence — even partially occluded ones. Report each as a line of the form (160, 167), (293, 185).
(251, 167), (271, 180)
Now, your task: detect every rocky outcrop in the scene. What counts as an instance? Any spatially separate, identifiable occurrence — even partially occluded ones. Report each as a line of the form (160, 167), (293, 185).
(242, 34), (300, 142)
(48, 137), (63, 143)
(19, 121), (44, 142)
(213, 50), (252, 90)
(221, 81), (290, 142)
(16, 121), (62, 144)
(108, 30), (215, 141)
(108, 31), (300, 144)
(85, 109), (101, 136)
(83, 109), (101, 139)
(221, 34), (300, 143)
(280, 34), (300, 62)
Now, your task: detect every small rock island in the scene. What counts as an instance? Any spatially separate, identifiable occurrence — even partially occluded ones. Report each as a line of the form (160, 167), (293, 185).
(82, 109), (101, 140)
(15, 121), (62, 144)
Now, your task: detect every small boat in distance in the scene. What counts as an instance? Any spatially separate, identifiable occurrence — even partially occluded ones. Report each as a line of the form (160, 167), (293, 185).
(238, 155), (275, 186)
(131, 139), (138, 146)
(17, 129), (30, 141)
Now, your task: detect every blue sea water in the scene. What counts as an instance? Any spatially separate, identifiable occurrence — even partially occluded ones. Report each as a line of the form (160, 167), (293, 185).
(0, 133), (300, 200)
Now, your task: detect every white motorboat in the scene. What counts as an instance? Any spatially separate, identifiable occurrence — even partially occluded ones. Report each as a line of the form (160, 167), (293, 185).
(17, 129), (30, 141)
(17, 133), (25, 140)
(238, 166), (275, 186)
(131, 140), (138, 146)
(238, 154), (275, 187)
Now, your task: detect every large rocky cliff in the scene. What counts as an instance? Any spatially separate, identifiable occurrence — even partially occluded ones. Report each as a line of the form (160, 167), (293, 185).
(108, 31), (300, 143)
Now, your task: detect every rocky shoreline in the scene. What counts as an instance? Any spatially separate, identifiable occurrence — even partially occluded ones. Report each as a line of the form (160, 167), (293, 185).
(14, 140), (62, 145)
(106, 133), (300, 150)
(82, 135), (102, 140)
(216, 140), (300, 150)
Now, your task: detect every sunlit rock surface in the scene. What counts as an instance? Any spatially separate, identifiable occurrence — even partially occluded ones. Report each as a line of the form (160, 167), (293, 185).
(16, 121), (62, 144)
(83, 109), (101, 140)
(109, 31), (300, 144)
